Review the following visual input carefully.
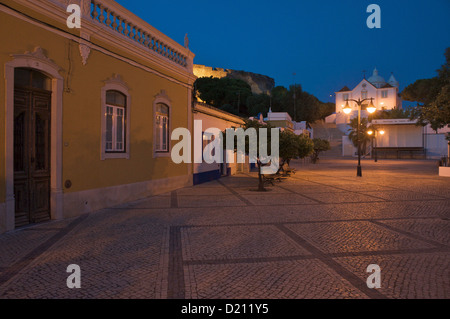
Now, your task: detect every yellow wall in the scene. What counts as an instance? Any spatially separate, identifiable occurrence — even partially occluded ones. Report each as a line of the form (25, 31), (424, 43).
(0, 4), (192, 200)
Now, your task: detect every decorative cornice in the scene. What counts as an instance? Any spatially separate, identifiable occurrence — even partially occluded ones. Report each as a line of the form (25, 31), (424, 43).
(78, 31), (91, 66)
(104, 73), (129, 90)
(154, 89), (171, 103)
(11, 46), (62, 72)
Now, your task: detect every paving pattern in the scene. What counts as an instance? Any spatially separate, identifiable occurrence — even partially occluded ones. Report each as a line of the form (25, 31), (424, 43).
(0, 159), (449, 299)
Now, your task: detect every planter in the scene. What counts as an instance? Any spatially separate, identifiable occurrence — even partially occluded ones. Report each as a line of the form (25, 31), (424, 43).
(439, 166), (450, 177)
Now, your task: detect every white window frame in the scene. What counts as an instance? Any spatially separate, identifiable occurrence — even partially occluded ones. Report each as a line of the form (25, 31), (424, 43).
(381, 90), (388, 98)
(155, 104), (169, 152)
(361, 91), (368, 100)
(342, 93), (349, 101)
(101, 75), (131, 160)
(153, 90), (172, 158)
(105, 102), (126, 153)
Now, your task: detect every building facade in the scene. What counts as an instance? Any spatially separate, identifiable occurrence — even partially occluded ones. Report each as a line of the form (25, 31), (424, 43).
(192, 102), (247, 184)
(0, 0), (195, 233)
(264, 109), (294, 133)
(329, 68), (402, 133)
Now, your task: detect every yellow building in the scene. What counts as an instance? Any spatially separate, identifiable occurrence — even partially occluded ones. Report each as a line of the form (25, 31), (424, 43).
(0, 0), (196, 233)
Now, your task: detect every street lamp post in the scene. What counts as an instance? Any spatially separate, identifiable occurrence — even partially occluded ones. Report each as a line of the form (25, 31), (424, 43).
(367, 127), (385, 162)
(343, 98), (376, 177)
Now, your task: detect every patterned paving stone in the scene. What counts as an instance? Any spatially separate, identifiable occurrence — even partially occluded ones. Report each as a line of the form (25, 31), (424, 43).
(0, 229), (60, 268)
(181, 225), (311, 261)
(185, 260), (369, 299)
(0, 212), (166, 299)
(300, 192), (385, 204)
(177, 195), (247, 208)
(176, 186), (233, 196)
(361, 191), (444, 201)
(334, 253), (450, 299)
(275, 184), (347, 194)
(376, 219), (450, 246)
(242, 193), (319, 206)
(232, 186), (290, 194)
(120, 195), (172, 209)
(285, 221), (434, 254)
(0, 158), (449, 299)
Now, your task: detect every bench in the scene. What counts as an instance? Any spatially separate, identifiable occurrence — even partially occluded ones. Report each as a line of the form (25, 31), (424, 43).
(373, 147), (426, 159)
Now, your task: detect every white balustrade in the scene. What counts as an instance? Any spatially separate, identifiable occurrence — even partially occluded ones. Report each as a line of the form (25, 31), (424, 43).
(90, 0), (188, 68)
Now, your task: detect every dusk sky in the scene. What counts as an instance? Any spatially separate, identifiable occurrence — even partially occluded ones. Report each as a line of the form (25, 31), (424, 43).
(116, 0), (450, 103)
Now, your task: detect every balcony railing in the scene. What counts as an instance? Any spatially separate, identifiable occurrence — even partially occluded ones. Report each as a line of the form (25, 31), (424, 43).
(89, 0), (189, 69)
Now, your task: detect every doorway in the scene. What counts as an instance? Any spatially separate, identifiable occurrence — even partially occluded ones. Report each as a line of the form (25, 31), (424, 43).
(13, 68), (51, 227)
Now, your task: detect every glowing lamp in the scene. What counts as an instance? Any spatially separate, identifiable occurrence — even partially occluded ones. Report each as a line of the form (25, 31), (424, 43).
(367, 98), (376, 114)
(343, 101), (352, 114)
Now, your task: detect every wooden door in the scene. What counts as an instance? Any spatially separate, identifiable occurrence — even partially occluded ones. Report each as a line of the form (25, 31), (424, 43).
(14, 69), (51, 228)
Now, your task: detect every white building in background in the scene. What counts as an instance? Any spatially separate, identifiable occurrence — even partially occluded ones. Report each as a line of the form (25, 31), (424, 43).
(293, 121), (312, 137)
(327, 68), (402, 133)
(250, 109), (311, 137)
(325, 68), (449, 159)
(192, 102), (249, 184)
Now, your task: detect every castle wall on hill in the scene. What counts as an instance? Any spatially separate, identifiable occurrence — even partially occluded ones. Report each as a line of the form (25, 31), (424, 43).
(193, 64), (275, 95)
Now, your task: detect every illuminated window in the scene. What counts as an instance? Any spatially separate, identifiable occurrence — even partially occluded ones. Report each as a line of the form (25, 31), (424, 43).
(361, 91), (368, 99)
(100, 76), (130, 160)
(155, 103), (169, 152)
(105, 90), (126, 153)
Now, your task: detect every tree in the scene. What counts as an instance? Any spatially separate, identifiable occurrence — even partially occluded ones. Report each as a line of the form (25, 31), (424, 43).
(271, 86), (288, 111)
(279, 131), (314, 167)
(311, 138), (331, 164)
(402, 78), (441, 105)
(223, 120), (277, 191)
(347, 117), (371, 154)
(195, 77), (334, 123)
(279, 131), (300, 167)
(270, 85), (334, 124)
(194, 77), (252, 115)
(296, 134), (315, 160)
(403, 47), (450, 132)
(318, 102), (336, 120)
(246, 93), (270, 116)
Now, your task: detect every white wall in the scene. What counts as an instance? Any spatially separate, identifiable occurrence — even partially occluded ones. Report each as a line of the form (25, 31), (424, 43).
(193, 111), (236, 175)
(425, 134), (449, 159)
(376, 125), (423, 148)
(342, 136), (357, 156)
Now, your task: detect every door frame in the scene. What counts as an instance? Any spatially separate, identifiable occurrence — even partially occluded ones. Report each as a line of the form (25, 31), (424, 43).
(4, 47), (64, 231)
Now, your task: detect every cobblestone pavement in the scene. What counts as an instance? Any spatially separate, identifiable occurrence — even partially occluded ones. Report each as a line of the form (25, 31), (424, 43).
(0, 159), (449, 299)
